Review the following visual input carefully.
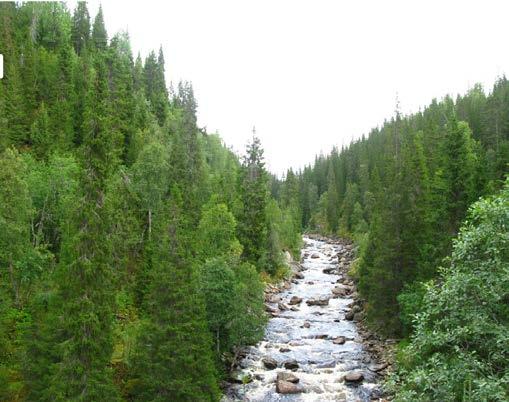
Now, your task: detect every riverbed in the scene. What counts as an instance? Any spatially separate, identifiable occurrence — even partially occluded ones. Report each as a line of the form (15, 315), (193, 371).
(225, 236), (383, 401)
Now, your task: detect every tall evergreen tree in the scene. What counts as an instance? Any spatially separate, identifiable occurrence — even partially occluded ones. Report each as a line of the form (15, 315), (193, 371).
(46, 57), (119, 400)
(91, 5), (107, 51)
(237, 134), (269, 269)
(71, 1), (90, 55)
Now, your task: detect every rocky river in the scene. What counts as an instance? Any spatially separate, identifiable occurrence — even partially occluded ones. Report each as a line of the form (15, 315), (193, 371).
(225, 236), (387, 401)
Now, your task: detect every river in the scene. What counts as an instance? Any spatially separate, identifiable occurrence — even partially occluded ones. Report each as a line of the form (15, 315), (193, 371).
(225, 236), (384, 401)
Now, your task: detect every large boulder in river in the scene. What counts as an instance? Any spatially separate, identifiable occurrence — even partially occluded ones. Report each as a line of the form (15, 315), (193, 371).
(289, 296), (302, 305)
(345, 311), (354, 320)
(283, 359), (299, 370)
(262, 357), (278, 370)
(323, 267), (336, 274)
(344, 371), (364, 383)
(277, 372), (299, 383)
(332, 336), (346, 345)
(311, 253), (320, 259)
(276, 380), (304, 394)
(306, 296), (330, 306)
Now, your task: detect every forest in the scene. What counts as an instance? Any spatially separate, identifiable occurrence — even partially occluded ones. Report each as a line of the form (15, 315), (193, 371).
(0, 1), (508, 401)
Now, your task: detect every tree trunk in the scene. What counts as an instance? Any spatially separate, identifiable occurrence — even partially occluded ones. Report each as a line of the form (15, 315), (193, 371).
(148, 209), (152, 240)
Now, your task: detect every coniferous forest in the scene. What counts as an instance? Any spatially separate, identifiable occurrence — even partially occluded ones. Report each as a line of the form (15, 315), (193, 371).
(0, 2), (508, 401)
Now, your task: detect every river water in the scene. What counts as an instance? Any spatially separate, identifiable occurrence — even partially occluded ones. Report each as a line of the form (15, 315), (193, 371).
(225, 236), (382, 401)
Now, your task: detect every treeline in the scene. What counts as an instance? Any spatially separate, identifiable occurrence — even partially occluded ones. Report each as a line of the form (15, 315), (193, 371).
(273, 75), (509, 398)
(0, 2), (300, 400)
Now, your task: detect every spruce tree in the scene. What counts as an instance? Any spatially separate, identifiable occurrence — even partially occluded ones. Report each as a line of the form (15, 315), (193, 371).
(237, 134), (269, 270)
(91, 5), (108, 51)
(71, 1), (90, 55)
(46, 57), (120, 400)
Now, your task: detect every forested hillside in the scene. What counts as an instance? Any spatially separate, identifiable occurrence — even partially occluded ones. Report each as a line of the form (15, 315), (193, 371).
(0, 2), (301, 400)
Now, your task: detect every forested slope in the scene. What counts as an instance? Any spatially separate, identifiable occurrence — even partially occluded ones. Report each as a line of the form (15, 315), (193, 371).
(275, 80), (508, 335)
(0, 2), (301, 400)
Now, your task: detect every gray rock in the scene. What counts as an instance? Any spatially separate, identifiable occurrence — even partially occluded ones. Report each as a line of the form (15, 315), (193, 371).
(353, 312), (364, 322)
(306, 296), (330, 306)
(332, 285), (350, 296)
(311, 253), (320, 259)
(277, 372), (299, 383)
(344, 371), (364, 382)
(268, 294), (281, 304)
(288, 296), (302, 305)
(368, 362), (388, 372)
(262, 357), (278, 370)
(283, 359), (299, 370)
(276, 380), (304, 394)
(332, 336), (346, 345)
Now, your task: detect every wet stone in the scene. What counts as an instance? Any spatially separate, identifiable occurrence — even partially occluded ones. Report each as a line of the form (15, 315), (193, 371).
(283, 359), (299, 370)
(262, 357), (278, 370)
(344, 371), (364, 383)
(277, 372), (299, 383)
(276, 379), (304, 394)
(333, 336), (346, 345)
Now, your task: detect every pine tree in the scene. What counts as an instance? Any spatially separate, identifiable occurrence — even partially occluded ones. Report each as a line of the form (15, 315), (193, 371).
(46, 57), (120, 400)
(442, 117), (478, 234)
(237, 134), (269, 270)
(91, 5), (108, 51)
(71, 1), (90, 55)
(30, 102), (51, 158)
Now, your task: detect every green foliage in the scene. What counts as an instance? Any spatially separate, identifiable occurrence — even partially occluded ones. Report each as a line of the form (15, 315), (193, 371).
(0, 148), (35, 308)
(228, 262), (267, 351)
(130, 200), (220, 401)
(199, 258), (236, 356)
(391, 181), (509, 401)
(198, 201), (242, 260)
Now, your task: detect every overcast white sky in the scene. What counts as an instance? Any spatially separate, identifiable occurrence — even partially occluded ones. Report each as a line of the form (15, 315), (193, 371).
(83, 0), (509, 175)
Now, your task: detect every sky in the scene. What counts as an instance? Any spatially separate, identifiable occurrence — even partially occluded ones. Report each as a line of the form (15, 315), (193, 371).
(82, 0), (509, 175)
